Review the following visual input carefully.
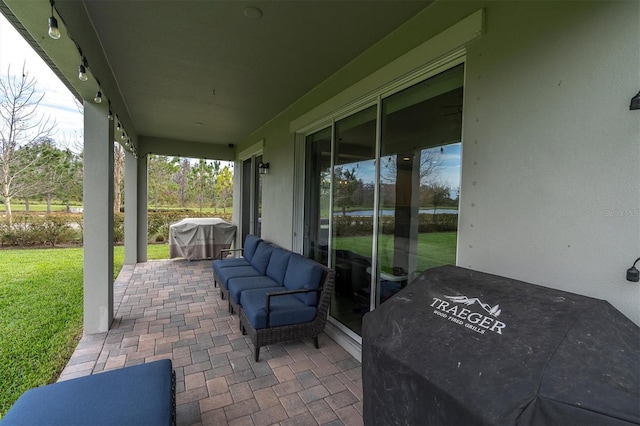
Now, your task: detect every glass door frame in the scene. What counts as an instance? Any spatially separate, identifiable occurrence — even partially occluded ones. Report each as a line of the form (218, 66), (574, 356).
(294, 54), (466, 344)
(238, 140), (264, 241)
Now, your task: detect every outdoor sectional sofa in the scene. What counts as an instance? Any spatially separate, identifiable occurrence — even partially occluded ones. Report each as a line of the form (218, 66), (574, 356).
(212, 235), (335, 361)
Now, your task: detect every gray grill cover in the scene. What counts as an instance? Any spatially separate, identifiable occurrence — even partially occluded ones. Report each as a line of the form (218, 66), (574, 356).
(362, 265), (640, 425)
(169, 218), (236, 260)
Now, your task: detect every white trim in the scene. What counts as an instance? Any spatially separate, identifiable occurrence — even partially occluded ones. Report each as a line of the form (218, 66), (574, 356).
(291, 133), (306, 253)
(238, 139), (264, 161)
(324, 321), (362, 362)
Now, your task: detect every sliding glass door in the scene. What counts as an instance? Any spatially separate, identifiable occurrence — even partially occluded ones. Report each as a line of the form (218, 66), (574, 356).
(376, 64), (464, 307)
(331, 106), (377, 335)
(303, 63), (464, 337)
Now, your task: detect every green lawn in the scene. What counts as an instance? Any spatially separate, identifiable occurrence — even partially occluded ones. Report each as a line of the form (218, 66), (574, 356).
(0, 244), (169, 417)
(334, 231), (457, 272)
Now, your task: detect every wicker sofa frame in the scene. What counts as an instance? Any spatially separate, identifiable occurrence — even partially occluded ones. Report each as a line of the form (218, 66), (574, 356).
(239, 263), (336, 362)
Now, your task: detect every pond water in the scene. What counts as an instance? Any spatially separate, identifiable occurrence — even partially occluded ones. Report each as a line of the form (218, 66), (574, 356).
(337, 208), (458, 216)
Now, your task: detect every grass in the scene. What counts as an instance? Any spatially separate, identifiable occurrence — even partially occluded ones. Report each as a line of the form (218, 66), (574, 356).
(0, 244), (169, 417)
(334, 231), (457, 272)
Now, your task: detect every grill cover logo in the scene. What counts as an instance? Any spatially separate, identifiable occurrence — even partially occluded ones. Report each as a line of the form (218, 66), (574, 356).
(431, 295), (506, 335)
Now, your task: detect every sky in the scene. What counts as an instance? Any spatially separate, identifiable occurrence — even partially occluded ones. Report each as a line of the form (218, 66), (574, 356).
(0, 14), (84, 149)
(352, 142), (462, 197)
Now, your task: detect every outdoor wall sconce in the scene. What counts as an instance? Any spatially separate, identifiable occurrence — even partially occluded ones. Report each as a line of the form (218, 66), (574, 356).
(630, 91), (640, 110)
(627, 257), (640, 282)
(258, 162), (270, 175)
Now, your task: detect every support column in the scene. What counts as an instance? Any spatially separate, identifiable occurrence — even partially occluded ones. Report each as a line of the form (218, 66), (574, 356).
(124, 150), (138, 265)
(83, 101), (114, 334)
(136, 154), (148, 262)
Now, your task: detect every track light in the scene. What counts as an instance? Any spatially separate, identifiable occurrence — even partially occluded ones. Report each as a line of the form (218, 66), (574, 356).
(121, 132), (125, 140)
(48, 1), (61, 39)
(78, 61), (88, 81)
(48, 17), (60, 40)
(108, 109), (113, 120)
(116, 122), (121, 131)
(94, 90), (102, 104)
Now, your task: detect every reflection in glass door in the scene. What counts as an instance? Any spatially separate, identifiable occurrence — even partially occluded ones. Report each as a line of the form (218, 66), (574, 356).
(241, 155), (263, 242)
(376, 64), (464, 307)
(331, 106), (377, 336)
(302, 63), (464, 338)
(304, 128), (332, 266)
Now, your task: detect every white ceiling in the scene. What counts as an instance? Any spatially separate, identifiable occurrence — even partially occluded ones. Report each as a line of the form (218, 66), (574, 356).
(2, 0), (431, 147)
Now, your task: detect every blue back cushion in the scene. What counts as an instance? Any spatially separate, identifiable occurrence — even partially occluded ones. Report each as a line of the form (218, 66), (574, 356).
(266, 247), (293, 285)
(284, 254), (323, 306)
(243, 235), (262, 262)
(250, 242), (273, 275)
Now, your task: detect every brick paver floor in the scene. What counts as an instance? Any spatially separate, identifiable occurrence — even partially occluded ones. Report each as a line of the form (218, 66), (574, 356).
(59, 259), (363, 426)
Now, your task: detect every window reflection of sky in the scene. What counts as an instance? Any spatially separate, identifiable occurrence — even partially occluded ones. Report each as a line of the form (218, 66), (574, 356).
(350, 142), (462, 194)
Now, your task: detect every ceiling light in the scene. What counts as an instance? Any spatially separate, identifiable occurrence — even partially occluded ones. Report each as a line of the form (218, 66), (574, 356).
(94, 90), (102, 104)
(48, 1), (61, 39)
(121, 132), (126, 140)
(116, 122), (121, 131)
(108, 109), (113, 120)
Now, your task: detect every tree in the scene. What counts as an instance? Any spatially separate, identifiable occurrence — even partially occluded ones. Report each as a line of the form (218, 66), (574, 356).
(57, 148), (83, 211)
(333, 166), (359, 216)
(148, 155), (179, 211)
(172, 158), (191, 207)
(114, 143), (124, 213)
(0, 64), (55, 222)
(188, 159), (215, 213)
(380, 147), (444, 187)
(213, 165), (234, 213)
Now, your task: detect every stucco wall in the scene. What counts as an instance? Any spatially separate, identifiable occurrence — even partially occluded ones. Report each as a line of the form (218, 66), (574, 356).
(238, 1), (640, 324)
(459, 1), (639, 324)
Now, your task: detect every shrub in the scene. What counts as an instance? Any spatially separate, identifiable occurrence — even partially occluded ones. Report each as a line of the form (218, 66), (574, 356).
(40, 214), (75, 247)
(147, 211), (233, 242)
(333, 213), (458, 237)
(113, 213), (124, 243)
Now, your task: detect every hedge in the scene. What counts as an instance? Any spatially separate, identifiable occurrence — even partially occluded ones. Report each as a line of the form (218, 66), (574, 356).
(334, 213), (458, 237)
(0, 211), (233, 247)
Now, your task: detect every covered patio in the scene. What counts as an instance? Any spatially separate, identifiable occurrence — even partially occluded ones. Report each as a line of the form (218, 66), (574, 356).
(59, 260), (363, 426)
(1, 0), (638, 423)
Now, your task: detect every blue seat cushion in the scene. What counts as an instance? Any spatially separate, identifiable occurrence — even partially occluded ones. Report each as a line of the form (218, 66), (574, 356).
(213, 257), (250, 270)
(283, 254), (323, 306)
(1, 359), (174, 426)
(212, 259), (251, 282)
(249, 242), (273, 275)
(242, 235), (262, 262)
(215, 265), (262, 288)
(241, 287), (318, 329)
(227, 275), (281, 305)
(266, 247), (293, 285)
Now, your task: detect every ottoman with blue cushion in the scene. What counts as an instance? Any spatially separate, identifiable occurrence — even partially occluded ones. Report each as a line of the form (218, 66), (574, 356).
(1, 359), (175, 426)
